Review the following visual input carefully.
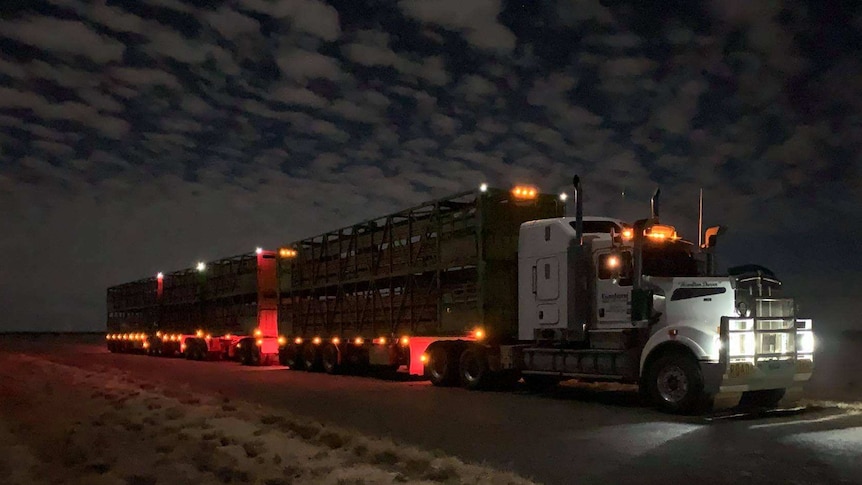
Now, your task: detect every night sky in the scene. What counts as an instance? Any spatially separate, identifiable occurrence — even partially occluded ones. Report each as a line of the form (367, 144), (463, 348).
(1, 0), (860, 333)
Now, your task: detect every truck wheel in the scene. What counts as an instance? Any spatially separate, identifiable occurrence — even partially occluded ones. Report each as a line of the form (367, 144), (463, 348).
(459, 347), (490, 390)
(427, 345), (458, 387)
(302, 343), (322, 372)
(646, 352), (706, 414)
(321, 343), (341, 374)
(282, 343), (304, 370)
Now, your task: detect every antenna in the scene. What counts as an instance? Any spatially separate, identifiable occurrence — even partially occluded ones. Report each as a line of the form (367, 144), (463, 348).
(698, 188), (703, 248)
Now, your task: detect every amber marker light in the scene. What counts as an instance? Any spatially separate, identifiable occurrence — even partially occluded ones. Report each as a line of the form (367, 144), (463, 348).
(512, 185), (538, 200)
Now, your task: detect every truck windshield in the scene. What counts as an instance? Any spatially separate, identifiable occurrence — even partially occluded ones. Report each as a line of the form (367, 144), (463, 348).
(642, 241), (698, 277)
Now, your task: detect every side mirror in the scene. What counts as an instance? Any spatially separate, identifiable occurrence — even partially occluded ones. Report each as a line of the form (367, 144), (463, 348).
(631, 288), (654, 322)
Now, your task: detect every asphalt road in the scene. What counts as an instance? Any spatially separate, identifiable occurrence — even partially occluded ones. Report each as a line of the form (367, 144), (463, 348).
(3, 336), (861, 485)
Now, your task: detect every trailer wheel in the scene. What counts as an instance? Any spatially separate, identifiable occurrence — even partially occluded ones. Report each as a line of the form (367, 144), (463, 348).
(459, 347), (490, 390)
(321, 343), (341, 374)
(427, 345), (458, 387)
(238, 339), (259, 366)
(302, 343), (322, 371)
(645, 352), (706, 414)
(282, 343), (304, 369)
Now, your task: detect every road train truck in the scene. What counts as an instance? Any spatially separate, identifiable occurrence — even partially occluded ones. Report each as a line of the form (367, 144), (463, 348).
(272, 177), (814, 413)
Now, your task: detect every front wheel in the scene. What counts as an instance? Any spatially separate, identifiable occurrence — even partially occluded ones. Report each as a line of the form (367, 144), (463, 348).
(645, 352), (707, 414)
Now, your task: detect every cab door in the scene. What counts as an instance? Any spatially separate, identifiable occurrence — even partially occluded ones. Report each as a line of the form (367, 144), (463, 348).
(534, 256), (560, 325)
(594, 250), (632, 328)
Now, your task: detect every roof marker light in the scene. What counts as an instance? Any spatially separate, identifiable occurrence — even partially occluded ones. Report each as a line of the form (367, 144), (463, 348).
(157, 272), (164, 279)
(559, 192), (568, 202)
(255, 247), (263, 255)
(479, 183), (488, 192)
(196, 262), (206, 272)
(512, 185), (538, 200)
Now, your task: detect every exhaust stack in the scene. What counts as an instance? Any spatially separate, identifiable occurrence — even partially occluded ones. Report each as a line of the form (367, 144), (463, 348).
(572, 175), (583, 245)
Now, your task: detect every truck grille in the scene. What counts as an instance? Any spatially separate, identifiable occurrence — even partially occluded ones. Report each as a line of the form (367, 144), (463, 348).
(755, 298), (794, 318)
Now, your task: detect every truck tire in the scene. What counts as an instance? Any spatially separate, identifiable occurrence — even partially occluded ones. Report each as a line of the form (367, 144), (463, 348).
(302, 342), (322, 372)
(427, 345), (458, 387)
(321, 343), (341, 374)
(645, 352), (706, 414)
(459, 347), (490, 390)
(282, 343), (304, 370)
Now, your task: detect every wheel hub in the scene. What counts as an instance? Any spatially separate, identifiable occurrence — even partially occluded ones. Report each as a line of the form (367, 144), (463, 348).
(657, 365), (689, 403)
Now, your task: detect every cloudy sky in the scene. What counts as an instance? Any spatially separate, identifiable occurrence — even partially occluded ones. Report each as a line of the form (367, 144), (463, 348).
(1, 0), (860, 333)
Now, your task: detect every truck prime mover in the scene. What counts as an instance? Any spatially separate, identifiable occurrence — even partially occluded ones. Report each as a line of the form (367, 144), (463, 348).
(106, 177), (814, 413)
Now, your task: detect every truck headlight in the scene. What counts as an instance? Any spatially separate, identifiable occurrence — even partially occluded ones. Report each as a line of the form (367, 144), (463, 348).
(728, 331), (755, 362)
(797, 330), (814, 355)
(795, 319), (814, 359)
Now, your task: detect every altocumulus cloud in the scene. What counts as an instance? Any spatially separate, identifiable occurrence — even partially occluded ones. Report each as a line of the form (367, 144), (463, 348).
(0, 0), (860, 332)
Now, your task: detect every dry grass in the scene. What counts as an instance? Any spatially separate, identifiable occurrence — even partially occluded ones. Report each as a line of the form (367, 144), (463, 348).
(0, 353), (538, 485)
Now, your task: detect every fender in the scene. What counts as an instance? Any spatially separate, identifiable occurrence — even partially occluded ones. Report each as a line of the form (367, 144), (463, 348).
(639, 325), (718, 373)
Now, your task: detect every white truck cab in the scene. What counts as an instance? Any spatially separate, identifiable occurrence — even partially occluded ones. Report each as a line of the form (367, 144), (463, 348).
(507, 177), (814, 413)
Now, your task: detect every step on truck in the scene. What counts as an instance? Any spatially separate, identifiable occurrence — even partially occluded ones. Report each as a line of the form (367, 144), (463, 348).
(275, 176), (814, 413)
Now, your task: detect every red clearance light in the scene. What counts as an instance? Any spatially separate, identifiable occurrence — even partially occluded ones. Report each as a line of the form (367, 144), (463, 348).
(400, 336), (410, 346)
(312, 337), (322, 345)
(332, 337), (341, 345)
(354, 337), (364, 345)
(294, 337), (303, 345)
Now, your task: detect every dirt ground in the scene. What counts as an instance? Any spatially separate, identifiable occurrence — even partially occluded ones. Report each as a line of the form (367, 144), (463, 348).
(0, 351), (534, 485)
(1, 334), (861, 485)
